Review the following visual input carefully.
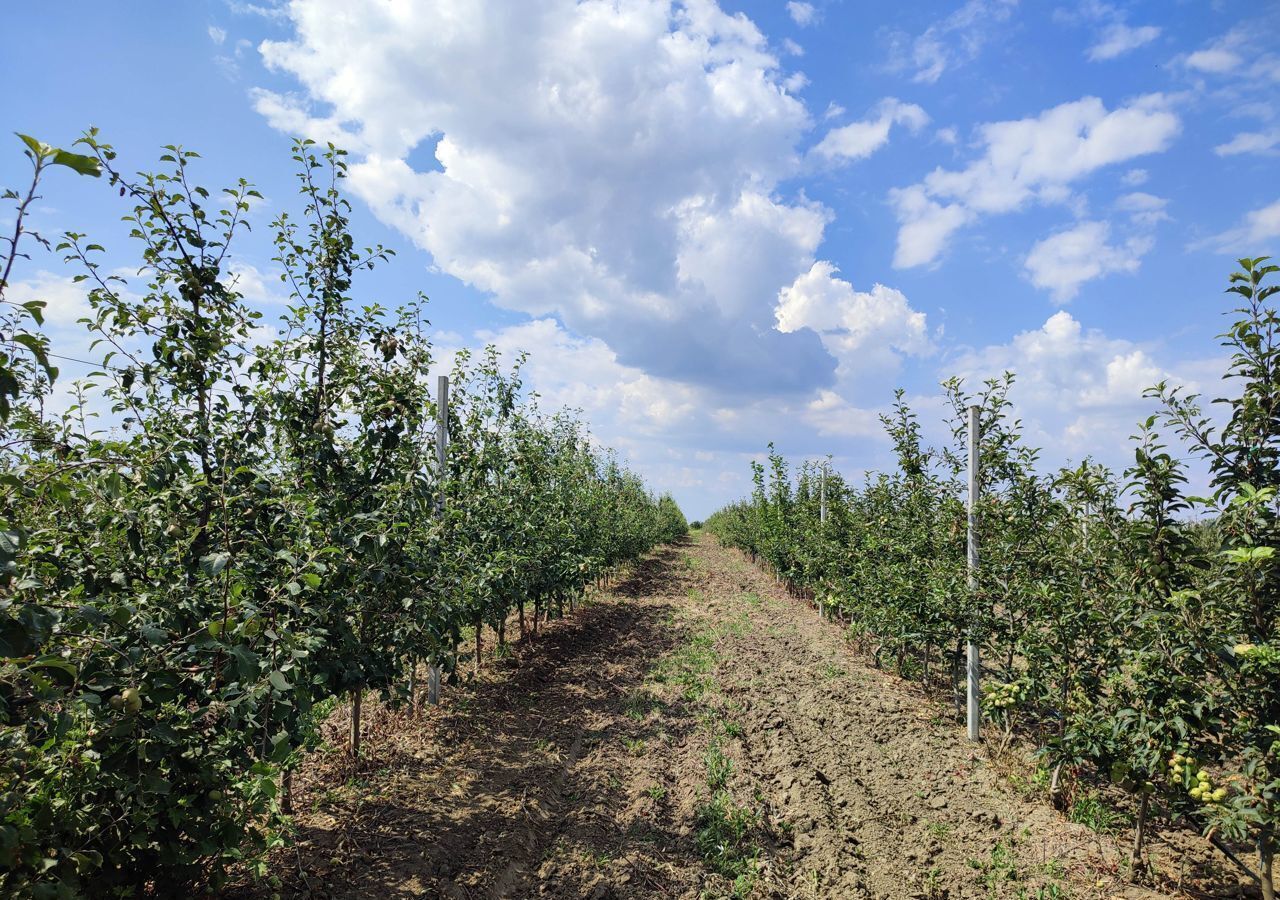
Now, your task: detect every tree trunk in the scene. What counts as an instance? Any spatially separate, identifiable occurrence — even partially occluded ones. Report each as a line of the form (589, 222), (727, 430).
(1261, 832), (1274, 900)
(1129, 791), (1149, 875)
(282, 769), (293, 814)
(518, 601), (526, 640)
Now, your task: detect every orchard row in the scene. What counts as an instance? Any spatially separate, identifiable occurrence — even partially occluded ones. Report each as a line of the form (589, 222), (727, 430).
(707, 259), (1280, 896)
(0, 136), (686, 896)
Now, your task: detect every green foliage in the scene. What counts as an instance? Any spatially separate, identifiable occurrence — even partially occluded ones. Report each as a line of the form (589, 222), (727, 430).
(706, 258), (1280, 894)
(0, 135), (685, 897)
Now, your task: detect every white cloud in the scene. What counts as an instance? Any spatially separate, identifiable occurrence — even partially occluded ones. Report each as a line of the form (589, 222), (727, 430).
(775, 261), (932, 376)
(935, 126), (958, 145)
(782, 37), (804, 56)
(810, 98), (928, 164)
(1202, 198), (1280, 252)
(1215, 130), (1280, 156)
(890, 94), (1180, 267)
(254, 0), (838, 395)
(888, 185), (973, 269)
(1179, 25), (1280, 87)
(477, 318), (701, 435)
(1120, 167), (1149, 186)
(803, 390), (883, 438)
(1087, 23), (1159, 61)
(1186, 46), (1243, 74)
(1115, 191), (1169, 226)
(885, 0), (1018, 85)
(1023, 221), (1150, 302)
(786, 2), (817, 27)
(950, 310), (1192, 461)
(208, 25), (228, 45)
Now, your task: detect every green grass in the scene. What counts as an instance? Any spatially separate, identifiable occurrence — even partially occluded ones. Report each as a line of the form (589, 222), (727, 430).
(694, 790), (761, 897)
(968, 841), (1018, 898)
(1068, 791), (1125, 834)
(650, 629), (718, 701)
(623, 690), (660, 721)
(706, 741), (733, 791)
(925, 820), (952, 839)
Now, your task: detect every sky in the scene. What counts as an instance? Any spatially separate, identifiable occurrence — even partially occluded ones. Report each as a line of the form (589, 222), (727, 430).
(4, 0), (1279, 520)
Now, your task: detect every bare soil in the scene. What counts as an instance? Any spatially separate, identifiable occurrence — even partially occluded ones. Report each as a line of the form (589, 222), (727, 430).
(241, 534), (1248, 899)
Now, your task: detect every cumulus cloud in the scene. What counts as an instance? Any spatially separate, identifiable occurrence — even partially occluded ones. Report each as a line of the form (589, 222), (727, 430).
(775, 261), (932, 376)
(885, 0), (1018, 85)
(254, 0), (842, 395)
(1087, 23), (1159, 61)
(1023, 221), (1150, 302)
(890, 94), (1180, 267)
(786, 1), (817, 26)
(810, 98), (928, 165)
(950, 310), (1193, 462)
(476, 318), (701, 435)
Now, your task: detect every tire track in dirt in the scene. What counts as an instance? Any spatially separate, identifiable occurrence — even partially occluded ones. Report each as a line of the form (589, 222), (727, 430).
(696, 535), (1167, 900)
(241, 535), (1164, 899)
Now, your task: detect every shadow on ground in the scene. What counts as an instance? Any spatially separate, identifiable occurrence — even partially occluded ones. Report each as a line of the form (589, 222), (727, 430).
(233, 543), (706, 899)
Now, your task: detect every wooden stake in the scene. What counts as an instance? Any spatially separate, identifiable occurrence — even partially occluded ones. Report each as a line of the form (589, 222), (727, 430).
(350, 688), (362, 758)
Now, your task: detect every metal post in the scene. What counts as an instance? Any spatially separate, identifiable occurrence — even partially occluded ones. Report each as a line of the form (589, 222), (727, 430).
(966, 404), (981, 743)
(818, 461), (828, 621)
(428, 375), (449, 705)
(819, 461), (827, 525)
(435, 375), (449, 512)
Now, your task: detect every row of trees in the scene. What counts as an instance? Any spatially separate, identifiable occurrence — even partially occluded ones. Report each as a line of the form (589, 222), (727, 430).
(707, 260), (1279, 897)
(0, 134), (685, 897)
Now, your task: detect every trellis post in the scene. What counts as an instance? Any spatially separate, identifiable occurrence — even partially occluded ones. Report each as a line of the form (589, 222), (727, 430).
(818, 460), (828, 620)
(966, 404), (981, 743)
(819, 461), (827, 525)
(427, 374), (449, 705)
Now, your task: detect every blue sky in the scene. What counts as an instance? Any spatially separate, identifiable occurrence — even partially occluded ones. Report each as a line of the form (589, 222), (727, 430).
(5, 0), (1279, 519)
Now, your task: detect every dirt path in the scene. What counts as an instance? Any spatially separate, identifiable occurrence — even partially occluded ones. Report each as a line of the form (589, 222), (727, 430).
(252, 535), (1186, 899)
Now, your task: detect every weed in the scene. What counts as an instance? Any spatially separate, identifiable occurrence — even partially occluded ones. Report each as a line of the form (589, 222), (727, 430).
(651, 629), (718, 701)
(706, 741), (733, 791)
(581, 848), (613, 868)
(645, 784), (667, 801)
(925, 821), (952, 839)
(1068, 791), (1125, 834)
(623, 690), (660, 721)
(695, 790), (761, 893)
(968, 841), (1018, 898)
(623, 736), (646, 756)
